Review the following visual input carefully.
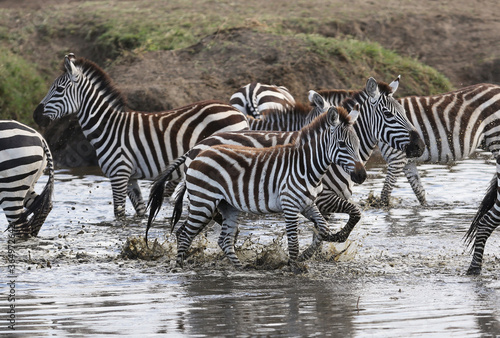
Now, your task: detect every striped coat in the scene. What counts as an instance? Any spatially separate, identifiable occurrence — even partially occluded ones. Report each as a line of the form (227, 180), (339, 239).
(0, 120), (54, 237)
(230, 82), (296, 118)
(378, 83), (500, 205)
(33, 53), (249, 218)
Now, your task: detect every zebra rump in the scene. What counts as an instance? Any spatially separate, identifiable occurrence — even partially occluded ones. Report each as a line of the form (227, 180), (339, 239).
(0, 120), (54, 237)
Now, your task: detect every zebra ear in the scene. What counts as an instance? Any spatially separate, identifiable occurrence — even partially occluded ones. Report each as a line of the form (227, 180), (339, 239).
(64, 54), (79, 82)
(366, 77), (380, 101)
(389, 75), (401, 95)
(308, 90), (327, 110)
(327, 106), (339, 126)
(348, 103), (360, 124)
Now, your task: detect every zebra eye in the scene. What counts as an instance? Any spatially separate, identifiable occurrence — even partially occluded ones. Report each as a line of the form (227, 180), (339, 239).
(55, 85), (65, 93)
(339, 141), (346, 148)
(383, 109), (393, 117)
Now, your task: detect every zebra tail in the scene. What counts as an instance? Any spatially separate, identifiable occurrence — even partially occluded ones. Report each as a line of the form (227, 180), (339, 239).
(171, 182), (187, 230)
(22, 140), (55, 237)
(464, 173), (497, 251)
(145, 152), (188, 243)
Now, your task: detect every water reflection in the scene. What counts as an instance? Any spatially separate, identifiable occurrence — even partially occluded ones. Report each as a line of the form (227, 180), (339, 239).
(177, 273), (359, 337)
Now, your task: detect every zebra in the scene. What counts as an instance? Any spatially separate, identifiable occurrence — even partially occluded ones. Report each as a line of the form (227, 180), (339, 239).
(0, 120), (54, 237)
(173, 105), (365, 268)
(230, 82), (296, 118)
(33, 53), (249, 219)
(375, 83), (500, 205)
(464, 157), (500, 275)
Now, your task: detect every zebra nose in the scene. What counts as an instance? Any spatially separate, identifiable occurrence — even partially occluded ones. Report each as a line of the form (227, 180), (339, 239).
(350, 161), (367, 184)
(33, 104), (51, 127)
(405, 130), (425, 158)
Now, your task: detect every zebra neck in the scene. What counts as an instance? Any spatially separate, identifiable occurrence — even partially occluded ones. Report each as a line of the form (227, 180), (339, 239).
(347, 91), (377, 162)
(295, 134), (330, 185)
(76, 93), (127, 147)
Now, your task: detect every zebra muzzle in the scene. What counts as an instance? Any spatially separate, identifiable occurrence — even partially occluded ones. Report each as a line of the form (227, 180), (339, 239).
(33, 104), (52, 128)
(405, 130), (425, 158)
(350, 161), (367, 184)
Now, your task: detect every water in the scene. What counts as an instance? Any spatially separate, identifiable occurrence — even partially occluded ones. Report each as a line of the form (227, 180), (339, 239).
(2, 153), (500, 337)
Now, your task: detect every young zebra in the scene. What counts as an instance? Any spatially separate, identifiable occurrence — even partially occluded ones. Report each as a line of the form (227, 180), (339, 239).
(0, 120), (54, 237)
(33, 53), (249, 219)
(464, 157), (500, 275)
(230, 82), (296, 118)
(376, 83), (500, 205)
(173, 105), (365, 268)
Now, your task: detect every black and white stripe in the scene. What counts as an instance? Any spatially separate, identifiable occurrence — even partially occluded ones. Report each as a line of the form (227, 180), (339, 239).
(0, 120), (54, 237)
(376, 83), (500, 205)
(464, 157), (500, 275)
(33, 53), (249, 218)
(172, 106), (365, 268)
(230, 82), (295, 118)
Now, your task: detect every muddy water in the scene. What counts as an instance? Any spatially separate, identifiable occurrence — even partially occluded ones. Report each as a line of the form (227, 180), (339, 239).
(2, 153), (500, 337)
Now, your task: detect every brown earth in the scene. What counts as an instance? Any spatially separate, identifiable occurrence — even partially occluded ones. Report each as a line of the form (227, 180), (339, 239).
(3, 0), (499, 167)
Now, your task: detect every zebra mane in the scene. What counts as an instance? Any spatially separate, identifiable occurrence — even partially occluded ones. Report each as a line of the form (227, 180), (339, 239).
(297, 106), (350, 144)
(376, 81), (393, 96)
(65, 57), (127, 111)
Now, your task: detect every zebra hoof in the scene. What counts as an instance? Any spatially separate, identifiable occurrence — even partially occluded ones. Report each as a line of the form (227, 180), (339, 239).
(466, 266), (481, 276)
(288, 260), (308, 274)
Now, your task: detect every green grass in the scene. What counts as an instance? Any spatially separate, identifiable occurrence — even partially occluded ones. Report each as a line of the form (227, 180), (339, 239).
(302, 34), (452, 95)
(0, 50), (48, 126)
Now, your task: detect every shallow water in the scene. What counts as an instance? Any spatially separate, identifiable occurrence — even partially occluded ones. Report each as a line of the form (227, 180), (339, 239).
(2, 152), (500, 337)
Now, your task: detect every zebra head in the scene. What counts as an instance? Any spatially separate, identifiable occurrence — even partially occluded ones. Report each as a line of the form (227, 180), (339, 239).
(356, 76), (425, 159)
(326, 104), (367, 184)
(33, 53), (84, 127)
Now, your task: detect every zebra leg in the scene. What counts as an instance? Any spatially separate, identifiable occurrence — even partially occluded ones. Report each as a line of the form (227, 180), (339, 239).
(217, 202), (243, 268)
(283, 210), (301, 264)
(127, 179), (146, 217)
(380, 156), (407, 206)
(298, 204), (335, 262)
(467, 212), (500, 275)
(176, 200), (215, 267)
(403, 161), (427, 205)
(298, 192), (362, 261)
(110, 175), (129, 219)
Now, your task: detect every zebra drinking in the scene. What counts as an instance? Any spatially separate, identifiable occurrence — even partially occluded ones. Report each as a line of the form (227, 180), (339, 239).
(230, 82), (296, 118)
(33, 53), (249, 219)
(173, 105), (365, 268)
(376, 83), (500, 205)
(0, 120), (54, 237)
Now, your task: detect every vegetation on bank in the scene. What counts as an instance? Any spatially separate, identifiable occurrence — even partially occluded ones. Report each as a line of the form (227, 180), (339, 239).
(0, 1), (453, 126)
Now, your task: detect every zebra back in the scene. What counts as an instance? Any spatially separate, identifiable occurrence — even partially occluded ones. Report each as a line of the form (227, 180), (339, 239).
(230, 82), (296, 118)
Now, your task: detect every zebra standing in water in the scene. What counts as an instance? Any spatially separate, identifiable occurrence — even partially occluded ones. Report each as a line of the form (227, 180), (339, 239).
(33, 53), (249, 219)
(464, 156), (500, 275)
(230, 82), (296, 118)
(375, 83), (500, 205)
(173, 105), (366, 268)
(0, 120), (54, 237)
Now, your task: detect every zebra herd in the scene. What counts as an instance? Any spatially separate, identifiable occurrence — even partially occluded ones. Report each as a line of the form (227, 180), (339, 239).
(2, 53), (500, 275)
